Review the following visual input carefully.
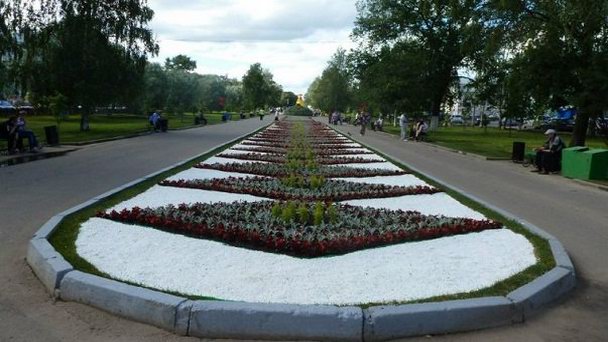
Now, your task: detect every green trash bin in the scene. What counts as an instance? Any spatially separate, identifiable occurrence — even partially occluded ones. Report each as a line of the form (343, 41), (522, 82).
(562, 147), (608, 180)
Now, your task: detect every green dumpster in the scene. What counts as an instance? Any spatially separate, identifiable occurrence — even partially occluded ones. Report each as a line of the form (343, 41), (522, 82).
(562, 147), (608, 180)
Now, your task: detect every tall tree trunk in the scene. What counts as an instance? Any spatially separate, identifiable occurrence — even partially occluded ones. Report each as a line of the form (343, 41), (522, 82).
(429, 99), (441, 130)
(571, 109), (589, 147)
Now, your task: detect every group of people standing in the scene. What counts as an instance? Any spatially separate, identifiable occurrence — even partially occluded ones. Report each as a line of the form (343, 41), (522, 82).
(1, 112), (40, 154)
(351, 111), (427, 140)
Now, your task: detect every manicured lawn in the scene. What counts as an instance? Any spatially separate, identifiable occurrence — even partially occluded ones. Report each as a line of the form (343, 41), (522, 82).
(383, 125), (608, 158)
(1, 112), (247, 148)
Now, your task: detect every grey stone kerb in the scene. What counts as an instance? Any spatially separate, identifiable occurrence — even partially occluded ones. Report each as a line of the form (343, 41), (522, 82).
(27, 122), (575, 341)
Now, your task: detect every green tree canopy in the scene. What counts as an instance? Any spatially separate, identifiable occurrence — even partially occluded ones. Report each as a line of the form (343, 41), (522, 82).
(165, 54), (197, 71)
(242, 63), (282, 110)
(353, 0), (487, 121)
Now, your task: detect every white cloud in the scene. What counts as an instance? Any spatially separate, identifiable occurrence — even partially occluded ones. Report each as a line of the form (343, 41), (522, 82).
(148, 0), (357, 94)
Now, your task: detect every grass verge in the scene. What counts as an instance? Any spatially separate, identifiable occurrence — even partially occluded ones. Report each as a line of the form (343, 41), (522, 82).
(0, 112), (248, 149)
(382, 125), (606, 159)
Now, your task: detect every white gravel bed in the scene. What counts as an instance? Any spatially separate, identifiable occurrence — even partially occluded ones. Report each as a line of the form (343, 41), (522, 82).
(343, 193), (486, 220)
(204, 156), (269, 165)
(339, 174), (429, 187)
(332, 162), (403, 171)
(76, 218), (536, 305)
(109, 186), (267, 212)
(165, 168), (260, 182)
(223, 149), (272, 155)
(335, 153), (387, 162)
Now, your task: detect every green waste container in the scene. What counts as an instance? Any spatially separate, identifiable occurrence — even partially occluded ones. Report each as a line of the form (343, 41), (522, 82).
(562, 147), (608, 180)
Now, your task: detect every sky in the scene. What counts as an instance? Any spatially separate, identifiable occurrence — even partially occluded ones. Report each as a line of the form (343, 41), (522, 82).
(147, 0), (358, 95)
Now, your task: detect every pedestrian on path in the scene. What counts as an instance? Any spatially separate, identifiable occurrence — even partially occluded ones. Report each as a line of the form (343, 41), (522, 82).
(399, 113), (409, 141)
(360, 111), (371, 135)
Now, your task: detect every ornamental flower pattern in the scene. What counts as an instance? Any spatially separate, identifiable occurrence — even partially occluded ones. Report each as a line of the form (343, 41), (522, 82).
(98, 201), (502, 258)
(159, 176), (440, 201)
(195, 162), (407, 178)
(99, 118), (505, 258)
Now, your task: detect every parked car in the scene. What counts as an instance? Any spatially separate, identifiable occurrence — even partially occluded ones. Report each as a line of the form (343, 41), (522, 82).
(502, 118), (523, 128)
(16, 102), (35, 115)
(449, 115), (465, 125)
(0, 100), (16, 115)
(541, 117), (575, 132)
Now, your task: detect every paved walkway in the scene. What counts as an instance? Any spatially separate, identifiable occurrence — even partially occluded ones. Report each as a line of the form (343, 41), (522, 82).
(322, 120), (608, 342)
(1, 117), (606, 341)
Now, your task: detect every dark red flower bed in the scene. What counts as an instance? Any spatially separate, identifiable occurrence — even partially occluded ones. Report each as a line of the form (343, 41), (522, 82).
(217, 152), (385, 164)
(159, 176), (440, 201)
(195, 162), (408, 178)
(97, 201), (502, 258)
(230, 146), (373, 155)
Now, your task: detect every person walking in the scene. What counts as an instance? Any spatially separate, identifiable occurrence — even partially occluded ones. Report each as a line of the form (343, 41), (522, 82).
(360, 111), (371, 135)
(399, 113), (409, 141)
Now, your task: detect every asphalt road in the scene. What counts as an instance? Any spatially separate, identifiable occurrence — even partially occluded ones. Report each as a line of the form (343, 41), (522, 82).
(1, 117), (606, 341)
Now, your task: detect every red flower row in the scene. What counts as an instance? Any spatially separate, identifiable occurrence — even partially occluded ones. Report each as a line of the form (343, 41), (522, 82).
(217, 152), (384, 164)
(159, 177), (440, 201)
(98, 207), (501, 258)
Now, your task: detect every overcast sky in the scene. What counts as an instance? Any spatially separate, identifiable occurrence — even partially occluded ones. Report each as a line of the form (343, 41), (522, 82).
(147, 0), (358, 95)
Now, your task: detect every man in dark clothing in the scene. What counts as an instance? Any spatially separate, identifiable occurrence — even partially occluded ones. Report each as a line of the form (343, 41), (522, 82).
(532, 129), (565, 174)
(1, 116), (19, 154)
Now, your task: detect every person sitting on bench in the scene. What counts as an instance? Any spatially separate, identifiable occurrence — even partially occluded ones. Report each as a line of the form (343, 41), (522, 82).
(16, 111), (40, 152)
(1, 116), (19, 154)
(414, 120), (428, 141)
(532, 129), (565, 174)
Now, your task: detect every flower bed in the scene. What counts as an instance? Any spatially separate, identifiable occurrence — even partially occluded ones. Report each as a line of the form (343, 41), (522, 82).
(159, 176), (440, 201)
(217, 152), (385, 164)
(195, 162), (408, 178)
(97, 201), (502, 257)
(230, 146), (374, 156)
(71, 118), (539, 305)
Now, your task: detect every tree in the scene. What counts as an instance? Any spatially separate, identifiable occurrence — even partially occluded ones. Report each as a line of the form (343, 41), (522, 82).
(280, 91), (298, 107)
(142, 62), (168, 112)
(242, 63), (282, 111)
(490, 1), (608, 146)
(306, 48), (353, 113)
(353, 0), (487, 127)
(350, 42), (432, 117)
(165, 54), (197, 71)
(197, 74), (227, 111)
(11, 0), (158, 130)
(165, 69), (199, 118)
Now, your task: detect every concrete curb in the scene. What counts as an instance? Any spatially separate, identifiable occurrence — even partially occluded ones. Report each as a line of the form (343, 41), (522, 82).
(363, 297), (519, 341)
(27, 119), (576, 340)
(26, 238), (73, 294)
(59, 271), (188, 333)
(189, 301), (362, 341)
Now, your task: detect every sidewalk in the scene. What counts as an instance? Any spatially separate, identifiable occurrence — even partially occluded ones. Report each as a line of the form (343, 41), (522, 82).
(322, 120), (608, 342)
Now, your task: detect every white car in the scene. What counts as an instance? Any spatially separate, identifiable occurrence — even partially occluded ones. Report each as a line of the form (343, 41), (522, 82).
(449, 115), (465, 125)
